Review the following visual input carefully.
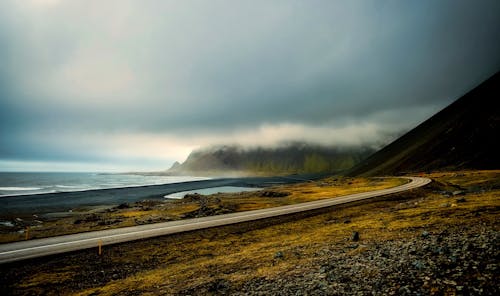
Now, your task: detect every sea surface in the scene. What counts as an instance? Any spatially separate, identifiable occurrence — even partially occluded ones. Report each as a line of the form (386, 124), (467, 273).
(0, 172), (209, 197)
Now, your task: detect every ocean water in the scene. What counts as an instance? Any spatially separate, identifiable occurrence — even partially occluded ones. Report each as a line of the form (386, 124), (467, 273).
(0, 172), (209, 197)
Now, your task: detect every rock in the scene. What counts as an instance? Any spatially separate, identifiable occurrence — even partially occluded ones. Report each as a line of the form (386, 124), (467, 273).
(181, 204), (234, 219)
(440, 191), (452, 197)
(13, 218), (26, 227)
(260, 191), (290, 198)
(456, 197), (466, 203)
(343, 219), (351, 224)
(97, 218), (123, 226)
(452, 190), (465, 196)
(421, 231), (430, 238)
(97, 220), (107, 226)
(443, 279), (457, 285)
(351, 231), (360, 242)
(412, 260), (425, 270)
(207, 278), (230, 292)
(183, 193), (203, 201)
(398, 285), (411, 294)
(82, 214), (100, 223)
(274, 251), (284, 259)
(116, 203), (130, 209)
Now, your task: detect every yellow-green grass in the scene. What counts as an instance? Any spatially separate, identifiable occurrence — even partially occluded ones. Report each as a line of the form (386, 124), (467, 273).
(0, 177), (404, 243)
(5, 170), (497, 295)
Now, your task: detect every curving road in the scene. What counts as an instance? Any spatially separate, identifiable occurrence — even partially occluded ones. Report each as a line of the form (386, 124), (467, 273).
(0, 177), (431, 264)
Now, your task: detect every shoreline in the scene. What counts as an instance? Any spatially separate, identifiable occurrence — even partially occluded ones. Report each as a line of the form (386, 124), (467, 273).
(0, 171), (497, 295)
(0, 176), (404, 244)
(0, 173), (210, 198)
(0, 174), (327, 215)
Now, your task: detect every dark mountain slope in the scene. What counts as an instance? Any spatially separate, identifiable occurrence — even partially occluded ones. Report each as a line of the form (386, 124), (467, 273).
(349, 72), (500, 176)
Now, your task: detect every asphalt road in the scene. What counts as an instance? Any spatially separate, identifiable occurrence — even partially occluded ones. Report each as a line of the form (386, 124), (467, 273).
(0, 177), (431, 264)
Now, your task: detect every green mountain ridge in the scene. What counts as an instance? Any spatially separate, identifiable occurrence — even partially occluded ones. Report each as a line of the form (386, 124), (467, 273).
(170, 72), (499, 178)
(169, 144), (374, 176)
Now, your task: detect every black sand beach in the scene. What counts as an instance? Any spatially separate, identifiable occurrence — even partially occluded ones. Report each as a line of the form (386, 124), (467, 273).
(0, 174), (325, 215)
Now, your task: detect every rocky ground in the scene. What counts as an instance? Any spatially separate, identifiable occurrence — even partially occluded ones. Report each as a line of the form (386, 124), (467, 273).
(225, 226), (498, 295)
(0, 171), (498, 295)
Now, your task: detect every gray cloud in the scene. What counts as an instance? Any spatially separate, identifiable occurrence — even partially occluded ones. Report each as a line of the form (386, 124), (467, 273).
(1, 0), (499, 170)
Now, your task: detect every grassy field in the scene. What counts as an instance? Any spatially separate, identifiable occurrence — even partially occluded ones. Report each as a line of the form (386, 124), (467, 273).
(0, 171), (498, 295)
(0, 177), (405, 243)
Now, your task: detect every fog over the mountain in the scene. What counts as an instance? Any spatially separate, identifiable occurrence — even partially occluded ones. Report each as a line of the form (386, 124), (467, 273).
(1, 0), (499, 171)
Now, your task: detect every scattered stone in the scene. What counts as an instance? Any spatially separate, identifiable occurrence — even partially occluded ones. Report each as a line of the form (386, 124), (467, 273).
(259, 191), (290, 198)
(181, 205), (234, 219)
(207, 279), (230, 293)
(274, 251), (284, 259)
(452, 190), (465, 196)
(412, 260), (425, 270)
(10, 218), (25, 228)
(97, 219), (122, 226)
(1, 175), (498, 296)
(134, 216), (172, 225)
(116, 203), (130, 209)
(351, 231), (360, 242)
(232, 225), (498, 295)
(439, 191), (452, 197)
(183, 193), (203, 201)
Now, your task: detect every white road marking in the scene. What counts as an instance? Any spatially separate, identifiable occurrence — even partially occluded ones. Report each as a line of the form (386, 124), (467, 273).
(0, 177), (430, 263)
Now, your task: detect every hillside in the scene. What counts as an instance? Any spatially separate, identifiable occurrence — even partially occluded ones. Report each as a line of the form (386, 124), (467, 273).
(168, 144), (374, 176)
(349, 72), (500, 176)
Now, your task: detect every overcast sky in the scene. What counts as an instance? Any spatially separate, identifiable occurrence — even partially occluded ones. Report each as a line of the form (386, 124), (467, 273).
(1, 0), (499, 172)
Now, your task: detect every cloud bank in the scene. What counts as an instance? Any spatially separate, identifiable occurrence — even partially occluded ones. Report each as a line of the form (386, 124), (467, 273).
(1, 0), (499, 171)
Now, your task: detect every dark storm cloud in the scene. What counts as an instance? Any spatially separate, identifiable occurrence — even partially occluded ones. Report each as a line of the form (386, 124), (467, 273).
(0, 0), (499, 170)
